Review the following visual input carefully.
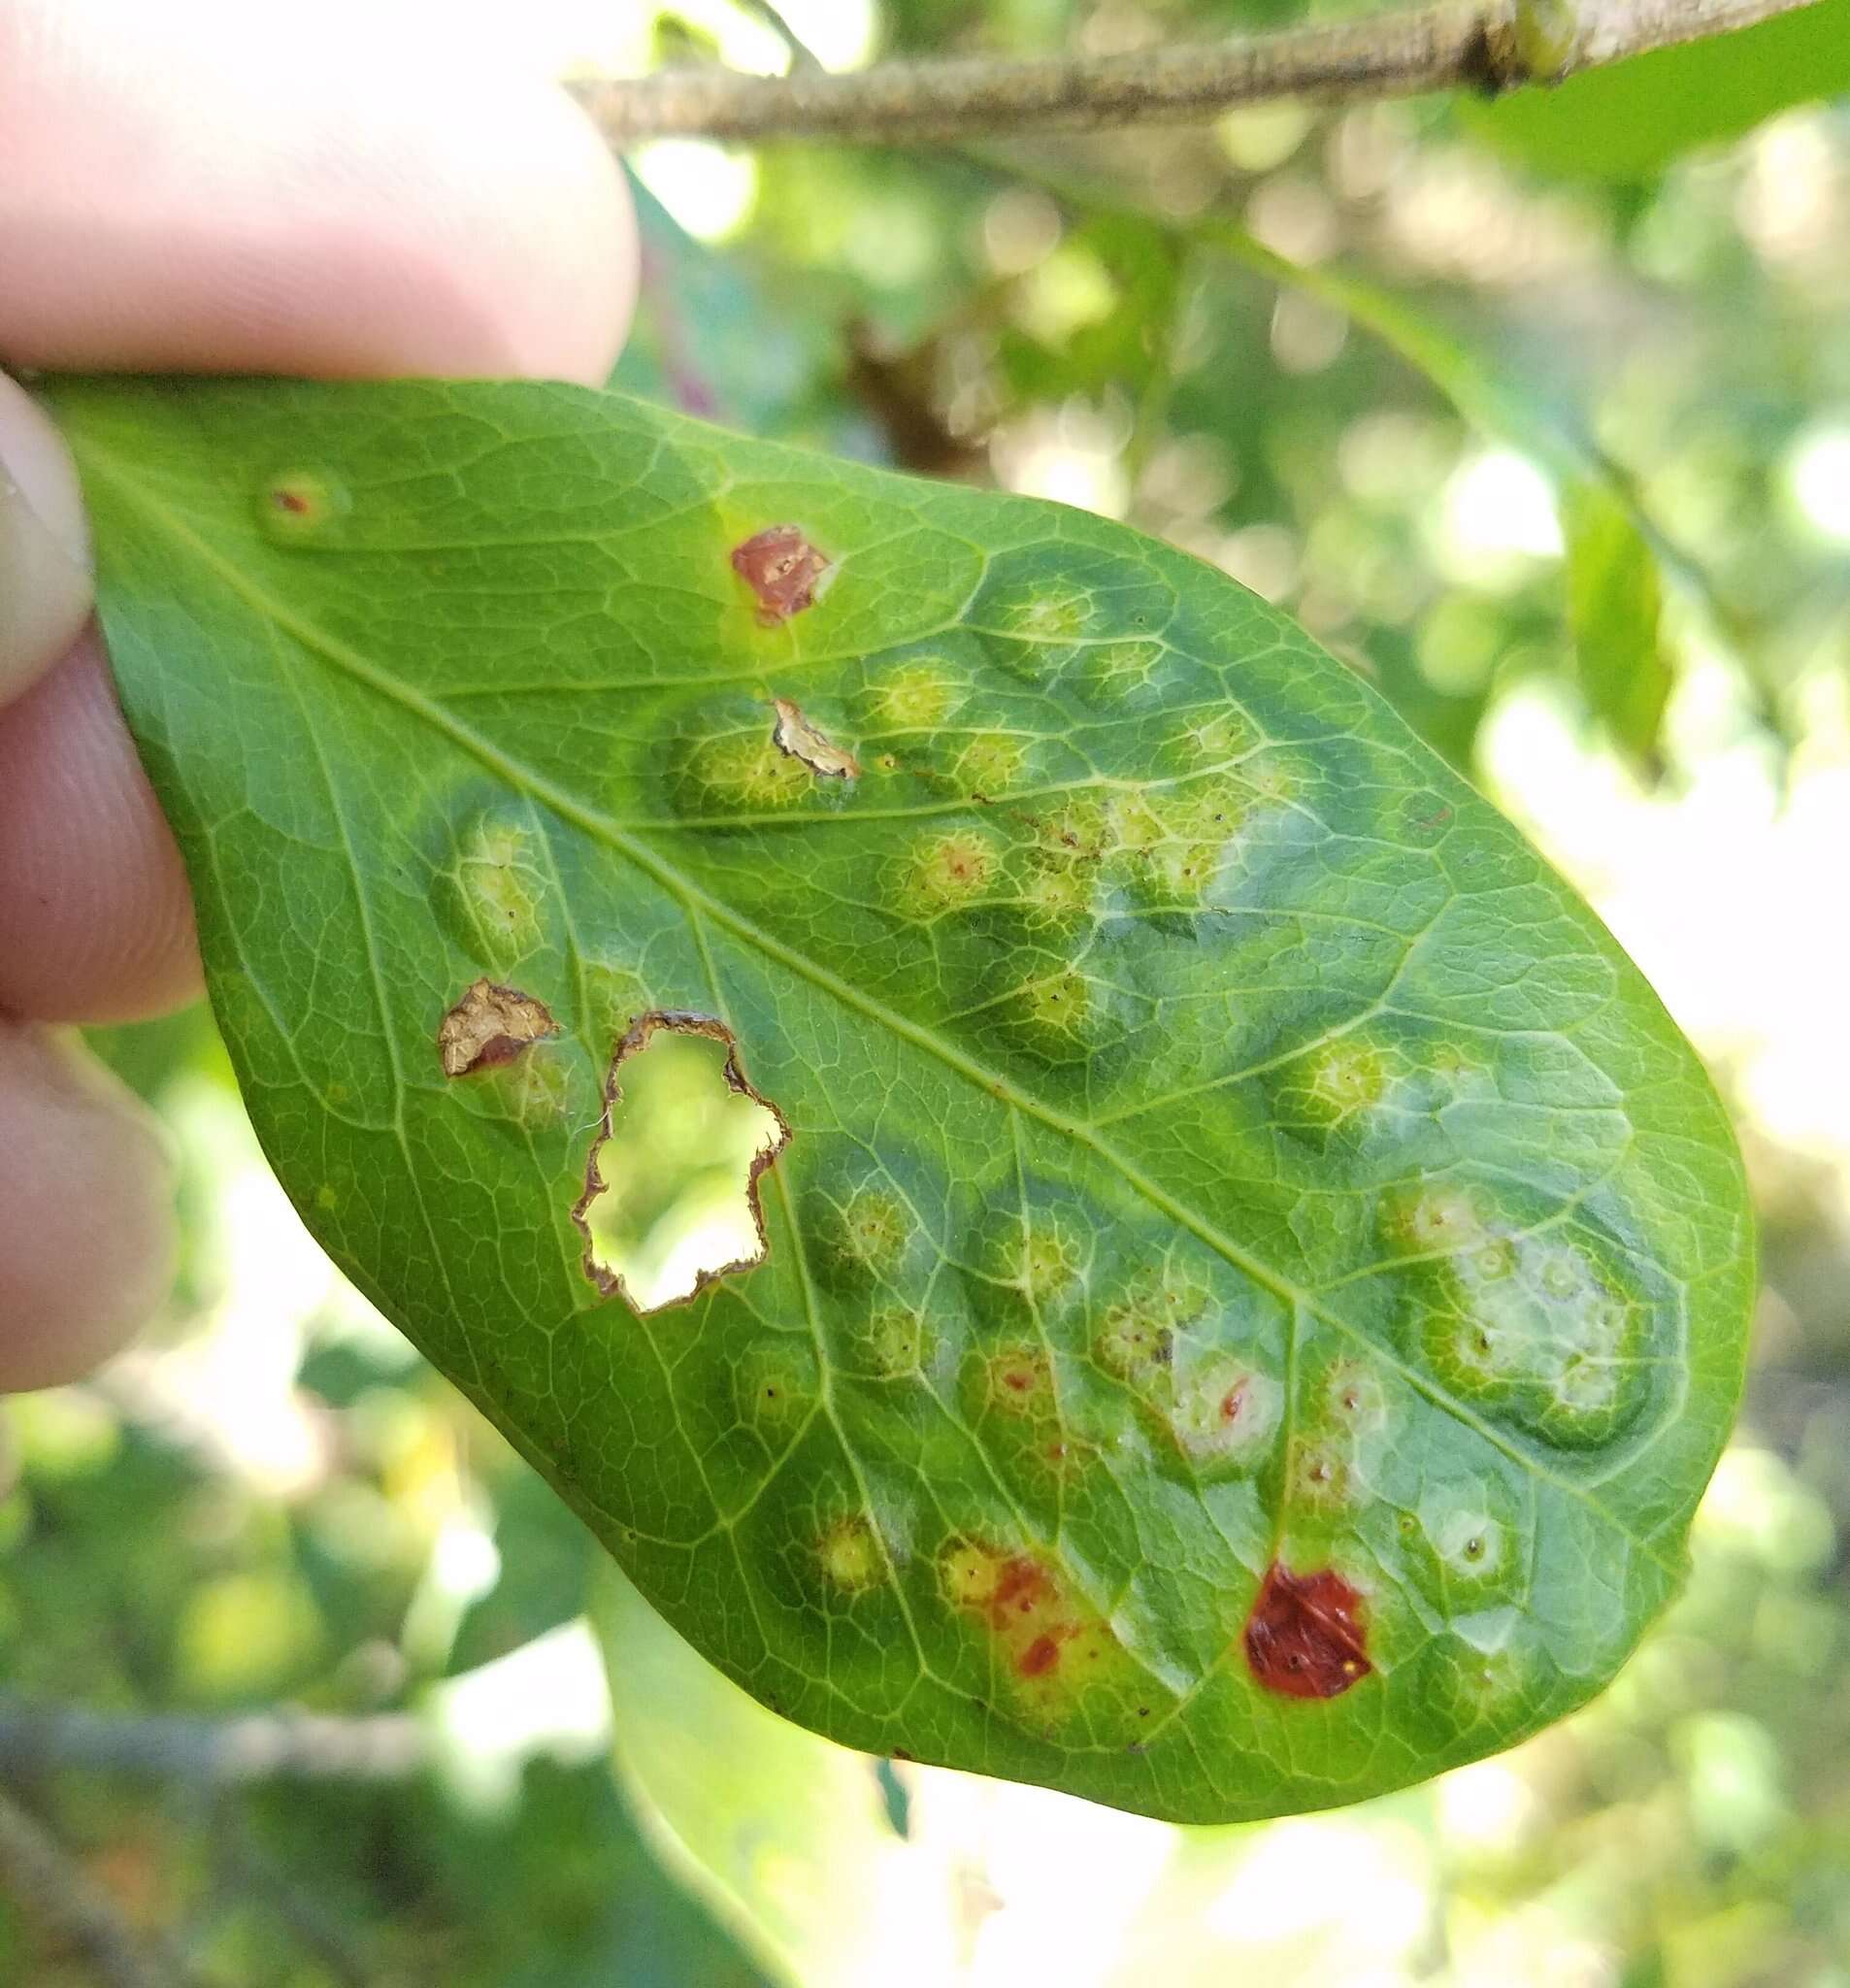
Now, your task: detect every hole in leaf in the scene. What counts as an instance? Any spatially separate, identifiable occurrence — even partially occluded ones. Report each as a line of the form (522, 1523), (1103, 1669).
(573, 1013), (790, 1313)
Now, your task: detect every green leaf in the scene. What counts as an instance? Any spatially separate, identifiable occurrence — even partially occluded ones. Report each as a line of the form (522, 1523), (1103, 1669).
(49, 376), (1753, 1823)
(1186, 213), (1646, 514)
(1563, 483), (1675, 766)
(611, 174), (828, 436)
(1465, 0), (1850, 182)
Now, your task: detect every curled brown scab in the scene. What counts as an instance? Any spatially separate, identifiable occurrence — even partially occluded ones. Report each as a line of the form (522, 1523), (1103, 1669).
(771, 695), (861, 779)
(437, 977), (559, 1077)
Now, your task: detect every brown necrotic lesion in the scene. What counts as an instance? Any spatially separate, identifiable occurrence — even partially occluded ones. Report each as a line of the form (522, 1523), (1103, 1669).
(436, 977), (560, 1077)
(771, 696), (861, 779)
(732, 523), (831, 625)
(572, 1013), (791, 1314)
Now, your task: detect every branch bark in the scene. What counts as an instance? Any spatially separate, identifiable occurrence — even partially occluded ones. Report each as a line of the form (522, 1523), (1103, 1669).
(573, 0), (1823, 145)
(0, 1786), (200, 1988)
(0, 1701), (428, 1786)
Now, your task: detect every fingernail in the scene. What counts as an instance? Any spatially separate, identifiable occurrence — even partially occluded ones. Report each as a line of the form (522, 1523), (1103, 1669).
(0, 372), (95, 706)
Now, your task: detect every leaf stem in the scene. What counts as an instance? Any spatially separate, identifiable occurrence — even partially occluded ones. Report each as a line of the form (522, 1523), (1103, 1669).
(0, 1784), (201, 1988)
(0, 1700), (428, 1785)
(728, 0), (823, 73)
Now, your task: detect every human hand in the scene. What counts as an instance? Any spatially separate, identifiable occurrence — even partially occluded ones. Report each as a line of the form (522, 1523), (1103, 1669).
(0, 0), (638, 1387)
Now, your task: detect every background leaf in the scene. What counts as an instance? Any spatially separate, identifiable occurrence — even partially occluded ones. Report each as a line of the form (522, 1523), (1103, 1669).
(1563, 483), (1675, 767)
(1464, 0), (1850, 182)
(612, 173), (836, 437)
(594, 1562), (962, 1988)
(50, 374), (1753, 1825)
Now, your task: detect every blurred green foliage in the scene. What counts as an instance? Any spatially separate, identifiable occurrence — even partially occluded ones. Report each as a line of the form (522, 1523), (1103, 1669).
(6, 0), (1850, 1979)
(1468, 0), (1850, 182)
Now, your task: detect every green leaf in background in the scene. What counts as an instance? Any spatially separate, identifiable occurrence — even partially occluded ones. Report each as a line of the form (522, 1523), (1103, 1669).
(49, 376), (1753, 1823)
(1466, 0), (1850, 182)
(1563, 484), (1675, 767)
(594, 1562), (962, 1987)
(611, 175), (826, 436)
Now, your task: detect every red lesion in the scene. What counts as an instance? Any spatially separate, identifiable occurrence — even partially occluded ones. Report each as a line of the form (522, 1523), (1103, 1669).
(992, 1568), (1077, 1680)
(732, 524), (831, 625)
(942, 1541), (1133, 1708)
(983, 1346), (1054, 1418)
(273, 486), (311, 515)
(988, 1555), (1054, 1625)
(1242, 1561), (1372, 1701)
(954, 1551), (1075, 1677)
(1018, 1633), (1062, 1678)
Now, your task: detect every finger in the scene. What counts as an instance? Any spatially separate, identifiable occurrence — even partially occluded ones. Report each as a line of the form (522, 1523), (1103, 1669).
(0, 373), (92, 707)
(0, 1023), (177, 1391)
(0, 630), (201, 1023)
(0, 0), (637, 384)
(0, 0), (640, 1025)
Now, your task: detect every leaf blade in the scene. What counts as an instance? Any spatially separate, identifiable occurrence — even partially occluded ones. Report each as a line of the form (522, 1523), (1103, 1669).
(1564, 481), (1675, 765)
(51, 376), (1754, 1822)
(1466, 0), (1850, 182)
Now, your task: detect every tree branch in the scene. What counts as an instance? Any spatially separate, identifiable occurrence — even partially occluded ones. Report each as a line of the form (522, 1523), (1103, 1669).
(0, 1785), (200, 1988)
(573, 0), (1822, 145)
(0, 1701), (428, 1787)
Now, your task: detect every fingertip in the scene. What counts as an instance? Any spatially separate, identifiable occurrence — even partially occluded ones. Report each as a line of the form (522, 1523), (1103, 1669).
(464, 80), (638, 387)
(0, 632), (203, 1024)
(0, 1024), (177, 1392)
(0, 7), (640, 387)
(0, 372), (94, 708)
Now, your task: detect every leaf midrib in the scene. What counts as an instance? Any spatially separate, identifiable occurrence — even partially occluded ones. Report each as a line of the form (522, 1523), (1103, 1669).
(76, 433), (1674, 1575)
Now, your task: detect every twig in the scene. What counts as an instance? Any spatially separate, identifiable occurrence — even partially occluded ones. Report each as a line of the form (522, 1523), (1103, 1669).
(0, 1701), (428, 1787)
(211, 1819), (378, 1988)
(0, 1784), (199, 1988)
(575, 0), (1822, 144)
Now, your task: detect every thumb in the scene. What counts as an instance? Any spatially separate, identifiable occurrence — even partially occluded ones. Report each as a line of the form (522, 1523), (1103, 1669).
(0, 1022), (178, 1391)
(0, 377), (181, 1392)
(0, 372), (93, 709)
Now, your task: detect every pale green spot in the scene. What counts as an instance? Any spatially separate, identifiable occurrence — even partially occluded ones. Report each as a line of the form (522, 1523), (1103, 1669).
(255, 467), (349, 546)
(736, 1342), (817, 1427)
(818, 1514), (883, 1593)
(899, 829), (1000, 914)
(443, 813), (545, 970)
(685, 731), (812, 812)
(1172, 1359), (1282, 1471)
(954, 733), (1028, 795)
(870, 662), (961, 729)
